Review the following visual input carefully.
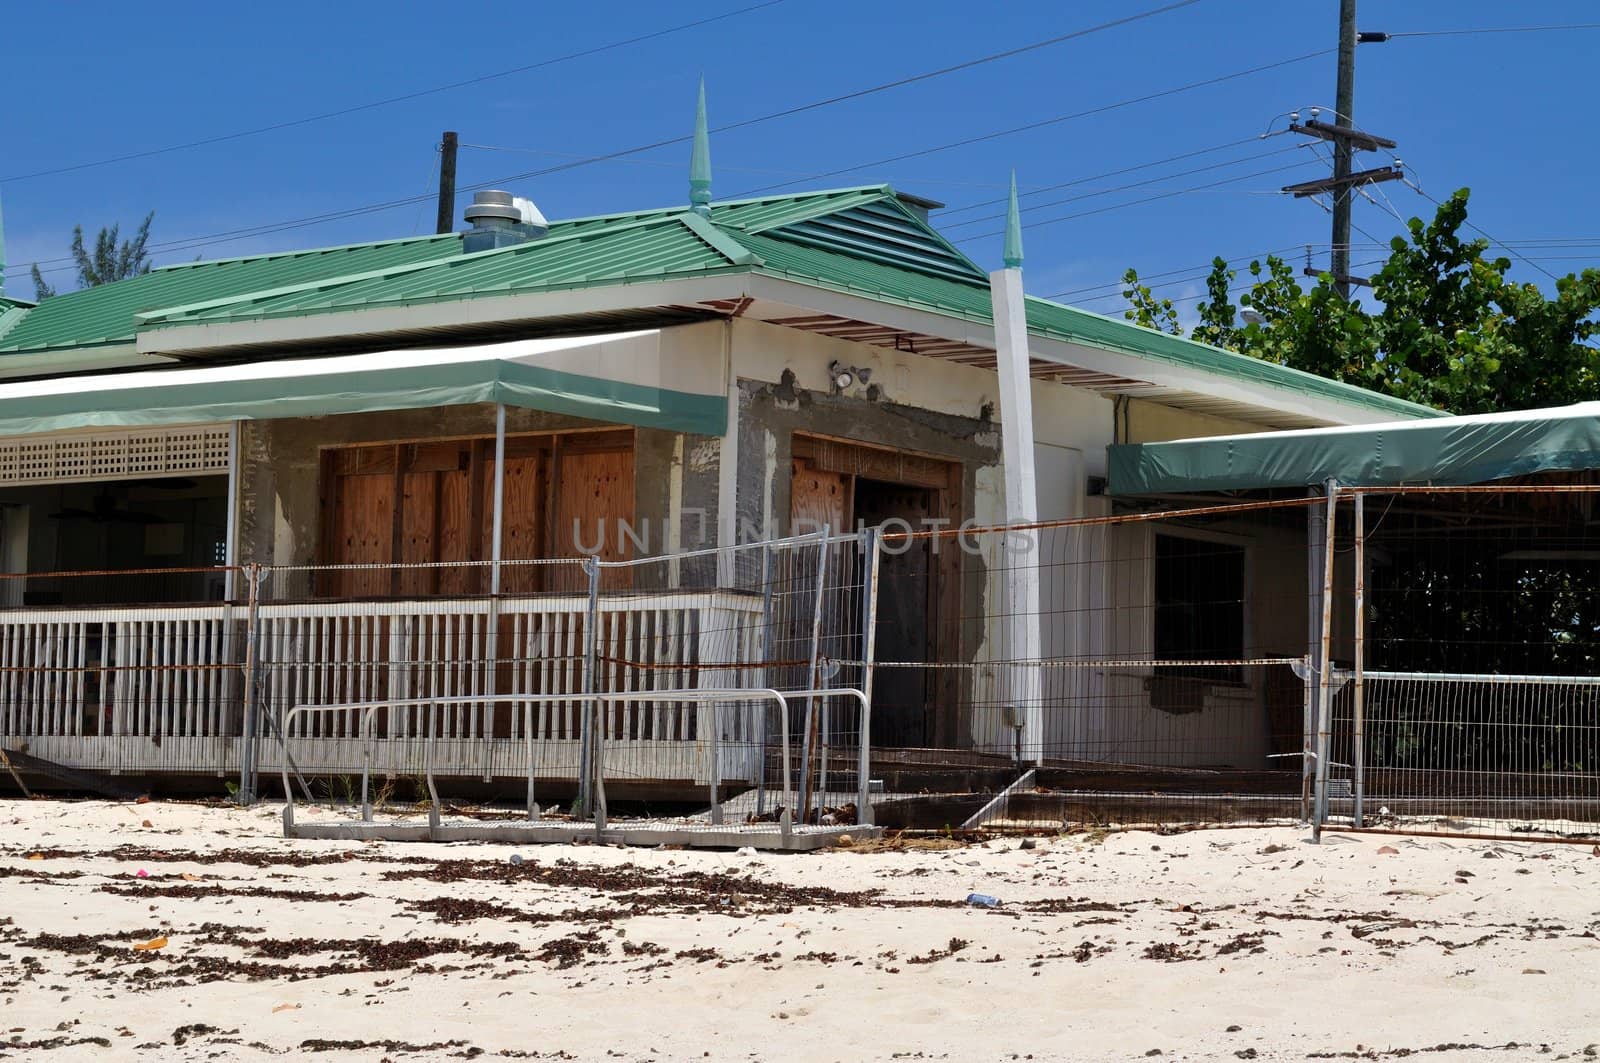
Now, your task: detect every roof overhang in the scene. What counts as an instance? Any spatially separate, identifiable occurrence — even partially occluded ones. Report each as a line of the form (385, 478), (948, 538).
(132, 271), (1412, 432)
(0, 327), (729, 438)
(1108, 402), (1600, 494)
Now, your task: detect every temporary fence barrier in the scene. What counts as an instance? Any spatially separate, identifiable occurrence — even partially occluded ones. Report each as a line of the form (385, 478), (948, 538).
(3, 485), (1598, 846)
(1313, 485), (1600, 843)
(277, 686), (871, 849)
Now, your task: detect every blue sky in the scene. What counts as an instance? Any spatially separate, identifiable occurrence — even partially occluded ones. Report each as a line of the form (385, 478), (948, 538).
(4, 0), (1596, 320)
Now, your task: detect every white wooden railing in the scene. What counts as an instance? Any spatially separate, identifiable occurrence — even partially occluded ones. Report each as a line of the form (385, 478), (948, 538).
(0, 591), (768, 784)
(0, 605), (242, 741)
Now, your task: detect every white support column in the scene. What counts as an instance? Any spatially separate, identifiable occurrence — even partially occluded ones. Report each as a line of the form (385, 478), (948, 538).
(988, 178), (1044, 764)
(716, 322), (739, 588)
(484, 403), (508, 778)
(490, 404), (507, 594)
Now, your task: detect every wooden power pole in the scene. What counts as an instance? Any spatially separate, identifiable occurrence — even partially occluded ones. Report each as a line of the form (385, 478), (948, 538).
(1330, 0), (1357, 299)
(435, 131), (459, 235)
(1282, 0), (1398, 297)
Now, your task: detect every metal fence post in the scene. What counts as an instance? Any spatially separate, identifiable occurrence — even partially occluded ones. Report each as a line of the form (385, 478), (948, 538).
(1298, 656), (1314, 824)
(577, 555), (604, 830)
(236, 563), (262, 804)
(798, 528), (830, 822)
(754, 542), (776, 816)
(857, 529), (882, 827)
(1353, 491), (1366, 828)
(1312, 480), (1340, 842)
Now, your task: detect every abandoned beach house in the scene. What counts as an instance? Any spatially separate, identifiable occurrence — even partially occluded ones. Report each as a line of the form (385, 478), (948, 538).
(0, 94), (1453, 818)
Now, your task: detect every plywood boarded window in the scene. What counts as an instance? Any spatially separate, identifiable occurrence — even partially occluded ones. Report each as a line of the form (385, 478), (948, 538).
(319, 429), (633, 597)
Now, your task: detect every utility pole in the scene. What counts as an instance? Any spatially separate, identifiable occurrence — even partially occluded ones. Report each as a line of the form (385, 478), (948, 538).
(1330, 0), (1357, 300)
(435, 131), (459, 235)
(1283, 0), (1397, 297)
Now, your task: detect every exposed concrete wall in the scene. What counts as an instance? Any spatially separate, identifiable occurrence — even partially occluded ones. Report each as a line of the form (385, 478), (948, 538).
(725, 317), (1113, 537)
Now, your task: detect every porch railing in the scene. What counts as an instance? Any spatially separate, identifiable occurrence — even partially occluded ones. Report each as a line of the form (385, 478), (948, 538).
(0, 582), (767, 784)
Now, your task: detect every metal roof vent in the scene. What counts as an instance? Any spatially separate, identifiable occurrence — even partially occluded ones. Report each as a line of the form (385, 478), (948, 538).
(463, 190), (548, 252)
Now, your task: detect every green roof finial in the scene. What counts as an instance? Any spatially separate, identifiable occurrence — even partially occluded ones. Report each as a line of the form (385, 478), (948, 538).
(1002, 170), (1024, 269)
(0, 189), (6, 298)
(689, 78), (712, 218)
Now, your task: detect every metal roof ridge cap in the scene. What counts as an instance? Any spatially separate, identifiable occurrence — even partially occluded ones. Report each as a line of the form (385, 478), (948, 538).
(133, 256), (454, 324)
(151, 231), (462, 272)
(677, 213), (763, 267)
(732, 188), (895, 234)
(136, 213), (701, 325)
(0, 305), (29, 347)
(548, 184), (894, 230)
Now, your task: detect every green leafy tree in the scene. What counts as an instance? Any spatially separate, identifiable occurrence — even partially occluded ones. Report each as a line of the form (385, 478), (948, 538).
(1119, 267), (1181, 335)
(30, 212), (155, 300)
(1121, 190), (1600, 413)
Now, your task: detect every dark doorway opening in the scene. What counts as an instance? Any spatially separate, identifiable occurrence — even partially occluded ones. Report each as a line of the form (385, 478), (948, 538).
(854, 477), (938, 746)
(788, 434), (963, 748)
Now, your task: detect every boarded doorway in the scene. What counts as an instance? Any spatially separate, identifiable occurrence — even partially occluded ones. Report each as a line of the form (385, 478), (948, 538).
(319, 429), (635, 597)
(789, 435), (961, 747)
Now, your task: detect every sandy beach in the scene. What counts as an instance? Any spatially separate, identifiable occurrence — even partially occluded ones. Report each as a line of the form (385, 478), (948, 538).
(1, 799), (1596, 1062)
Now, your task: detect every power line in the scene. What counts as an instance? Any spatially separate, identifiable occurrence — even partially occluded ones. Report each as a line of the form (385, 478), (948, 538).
(8, 2), (1209, 275)
(935, 134), (1276, 217)
(1382, 22), (1600, 39)
(459, 143), (1019, 192)
(466, 0), (1214, 194)
(939, 143), (1308, 231)
(1047, 245), (1307, 300)
(1398, 170), (1561, 282)
(711, 0), (1205, 133)
(0, 1), (789, 185)
(731, 47), (1334, 197)
(952, 160), (1320, 243)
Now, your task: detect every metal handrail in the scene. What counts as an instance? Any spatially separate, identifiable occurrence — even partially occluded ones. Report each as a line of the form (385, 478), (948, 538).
(278, 685), (871, 837)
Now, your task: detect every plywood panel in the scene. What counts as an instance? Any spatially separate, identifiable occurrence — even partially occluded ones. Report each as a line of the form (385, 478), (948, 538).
(329, 473), (393, 598)
(435, 466), (475, 596)
(481, 455), (546, 594)
(552, 448), (635, 590)
(397, 471), (439, 597)
(790, 459), (850, 535)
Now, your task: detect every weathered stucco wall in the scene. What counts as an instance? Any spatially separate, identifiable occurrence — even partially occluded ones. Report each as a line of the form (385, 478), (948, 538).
(724, 317), (1113, 539)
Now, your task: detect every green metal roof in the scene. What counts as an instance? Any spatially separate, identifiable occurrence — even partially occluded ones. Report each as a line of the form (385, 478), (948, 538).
(0, 232), (463, 356)
(1, 184), (1437, 422)
(138, 213), (752, 326)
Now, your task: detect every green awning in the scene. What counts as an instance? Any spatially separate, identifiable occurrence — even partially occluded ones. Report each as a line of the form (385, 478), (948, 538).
(0, 328), (728, 437)
(1108, 402), (1600, 494)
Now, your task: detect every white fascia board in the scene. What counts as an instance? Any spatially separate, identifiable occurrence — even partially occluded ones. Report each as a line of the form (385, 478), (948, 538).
(741, 275), (1406, 428)
(134, 276), (754, 356)
(0, 345), (174, 381)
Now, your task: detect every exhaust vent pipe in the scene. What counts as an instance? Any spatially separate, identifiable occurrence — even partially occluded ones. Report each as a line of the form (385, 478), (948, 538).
(463, 190), (549, 252)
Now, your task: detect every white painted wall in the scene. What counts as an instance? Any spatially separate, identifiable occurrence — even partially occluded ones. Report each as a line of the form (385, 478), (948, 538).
(720, 318), (1310, 768)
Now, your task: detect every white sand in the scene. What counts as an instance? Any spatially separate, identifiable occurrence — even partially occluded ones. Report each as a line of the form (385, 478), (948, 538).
(1, 799), (1596, 1062)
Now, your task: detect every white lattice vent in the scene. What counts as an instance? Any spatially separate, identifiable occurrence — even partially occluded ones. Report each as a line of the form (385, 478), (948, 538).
(0, 426), (231, 485)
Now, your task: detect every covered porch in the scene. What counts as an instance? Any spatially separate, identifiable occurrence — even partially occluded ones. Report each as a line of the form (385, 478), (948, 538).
(0, 326), (797, 800)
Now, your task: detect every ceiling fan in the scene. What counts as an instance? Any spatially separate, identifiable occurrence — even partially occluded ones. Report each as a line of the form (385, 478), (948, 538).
(49, 489), (164, 525)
